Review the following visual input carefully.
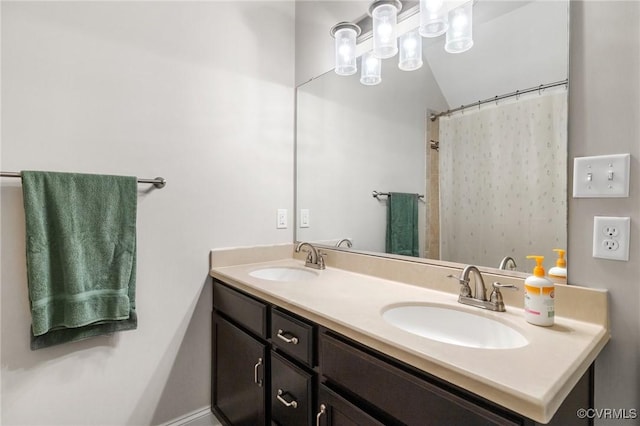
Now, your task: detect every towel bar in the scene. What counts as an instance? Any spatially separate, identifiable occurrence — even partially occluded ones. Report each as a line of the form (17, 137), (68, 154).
(1, 171), (166, 189)
(372, 190), (424, 200)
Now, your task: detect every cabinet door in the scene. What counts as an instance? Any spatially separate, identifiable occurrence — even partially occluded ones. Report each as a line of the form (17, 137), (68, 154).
(316, 385), (385, 426)
(213, 313), (267, 426)
(270, 351), (314, 426)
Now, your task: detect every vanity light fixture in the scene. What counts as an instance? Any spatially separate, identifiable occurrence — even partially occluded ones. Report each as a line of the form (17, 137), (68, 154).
(419, 0), (448, 37)
(360, 50), (382, 85)
(445, 0), (474, 53)
(330, 0), (474, 79)
(330, 22), (362, 76)
(399, 29), (423, 71)
(369, 0), (402, 59)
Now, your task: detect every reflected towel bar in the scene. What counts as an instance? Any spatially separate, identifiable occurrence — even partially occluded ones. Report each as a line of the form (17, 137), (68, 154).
(372, 190), (424, 200)
(1, 171), (166, 189)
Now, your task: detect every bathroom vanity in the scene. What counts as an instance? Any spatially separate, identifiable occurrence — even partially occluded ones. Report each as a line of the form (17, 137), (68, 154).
(209, 245), (609, 426)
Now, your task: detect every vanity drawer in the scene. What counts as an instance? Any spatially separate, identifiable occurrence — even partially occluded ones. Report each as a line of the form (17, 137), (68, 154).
(270, 350), (315, 426)
(271, 308), (315, 367)
(319, 333), (519, 426)
(317, 384), (386, 426)
(213, 280), (268, 339)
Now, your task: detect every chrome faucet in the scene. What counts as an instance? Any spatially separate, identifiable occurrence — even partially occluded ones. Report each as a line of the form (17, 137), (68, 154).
(295, 242), (325, 270)
(448, 265), (517, 312)
(498, 256), (517, 271)
(335, 238), (353, 248)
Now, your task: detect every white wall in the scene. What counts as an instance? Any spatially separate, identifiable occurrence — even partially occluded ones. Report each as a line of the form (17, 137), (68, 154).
(0, 2), (294, 425)
(568, 1), (640, 422)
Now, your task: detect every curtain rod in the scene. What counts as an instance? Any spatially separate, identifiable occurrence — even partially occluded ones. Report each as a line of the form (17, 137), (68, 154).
(0, 171), (166, 188)
(430, 79), (568, 121)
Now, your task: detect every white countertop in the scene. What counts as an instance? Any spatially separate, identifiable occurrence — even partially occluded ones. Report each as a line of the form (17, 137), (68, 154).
(210, 253), (609, 424)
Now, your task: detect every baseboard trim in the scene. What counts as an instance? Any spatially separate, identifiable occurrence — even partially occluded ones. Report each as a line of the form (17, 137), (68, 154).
(160, 406), (212, 426)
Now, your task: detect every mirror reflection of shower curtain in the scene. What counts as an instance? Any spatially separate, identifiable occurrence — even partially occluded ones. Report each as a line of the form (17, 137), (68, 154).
(438, 90), (567, 268)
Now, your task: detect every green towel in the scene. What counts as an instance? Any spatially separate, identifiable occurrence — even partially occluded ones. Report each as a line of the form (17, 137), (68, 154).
(385, 192), (419, 257)
(21, 171), (138, 350)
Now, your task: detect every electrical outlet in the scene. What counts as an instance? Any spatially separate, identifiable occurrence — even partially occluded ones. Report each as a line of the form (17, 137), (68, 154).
(602, 239), (619, 251)
(593, 216), (630, 261)
(277, 209), (287, 229)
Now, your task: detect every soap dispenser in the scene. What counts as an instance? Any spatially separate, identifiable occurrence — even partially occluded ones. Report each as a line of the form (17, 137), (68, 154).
(548, 249), (567, 284)
(524, 255), (555, 327)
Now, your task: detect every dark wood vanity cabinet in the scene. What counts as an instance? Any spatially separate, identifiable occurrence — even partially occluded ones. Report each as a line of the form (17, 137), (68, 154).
(212, 279), (593, 426)
(212, 313), (267, 426)
(212, 280), (317, 426)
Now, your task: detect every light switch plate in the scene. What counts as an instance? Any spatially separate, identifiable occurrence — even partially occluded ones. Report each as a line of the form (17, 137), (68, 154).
(300, 209), (310, 228)
(573, 153), (630, 198)
(593, 216), (630, 261)
(276, 209), (287, 229)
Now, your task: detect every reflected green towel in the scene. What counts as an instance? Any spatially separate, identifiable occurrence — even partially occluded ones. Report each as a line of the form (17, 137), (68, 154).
(385, 192), (419, 257)
(21, 171), (138, 350)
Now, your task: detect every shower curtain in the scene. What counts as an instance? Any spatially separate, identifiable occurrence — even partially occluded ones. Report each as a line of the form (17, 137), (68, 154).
(438, 90), (568, 269)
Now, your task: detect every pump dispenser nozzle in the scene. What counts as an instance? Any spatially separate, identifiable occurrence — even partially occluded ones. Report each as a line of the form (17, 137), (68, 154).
(526, 255), (546, 277)
(553, 248), (566, 268)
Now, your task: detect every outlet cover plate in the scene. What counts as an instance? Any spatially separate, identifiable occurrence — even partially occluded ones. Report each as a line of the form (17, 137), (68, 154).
(593, 216), (630, 261)
(573, 153), (630, 198)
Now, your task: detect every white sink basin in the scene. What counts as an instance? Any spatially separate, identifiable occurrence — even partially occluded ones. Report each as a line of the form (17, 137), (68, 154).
(249, 266), (318, 282)
(382, 304), (528, 349)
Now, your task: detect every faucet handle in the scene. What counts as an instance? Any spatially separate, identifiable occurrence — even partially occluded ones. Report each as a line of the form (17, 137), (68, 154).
(489, 282), (518, 311)
(492, 282), (518, 290)
(447, 274), (472, 298)
(447, 274), (466, 284)
(317, 250), (326, 268)
(490, 282), (518, 302)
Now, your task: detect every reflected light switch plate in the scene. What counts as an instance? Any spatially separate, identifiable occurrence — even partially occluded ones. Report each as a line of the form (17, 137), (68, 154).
(300, 209), (310, 228)
(573, 154), (630, 198)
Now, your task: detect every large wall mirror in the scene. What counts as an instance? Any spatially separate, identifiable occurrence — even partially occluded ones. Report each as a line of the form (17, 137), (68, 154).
(296, 0), (569, 274)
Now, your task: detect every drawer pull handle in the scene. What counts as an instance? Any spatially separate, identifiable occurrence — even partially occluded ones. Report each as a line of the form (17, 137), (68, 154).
(254, 358), (263, 387)
(316, 403), (326, 426)
(277, 329), (299, 345)
(276, 389), (298, 408)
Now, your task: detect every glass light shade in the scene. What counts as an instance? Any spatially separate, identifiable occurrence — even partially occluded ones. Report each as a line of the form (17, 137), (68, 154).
(399, 30), (423, 71)
(360, 51), (382, 85)
(331, 23), (360, 76)
(419, 0), (448, 37)
(445, 1), (474, 53)
(370, 2), (400, 59)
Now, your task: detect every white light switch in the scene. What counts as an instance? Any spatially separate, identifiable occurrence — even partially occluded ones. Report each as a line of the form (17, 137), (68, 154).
(300, 209), (310, 228)
(573, 154), (630, 198)
(277, 209), (287, 229)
